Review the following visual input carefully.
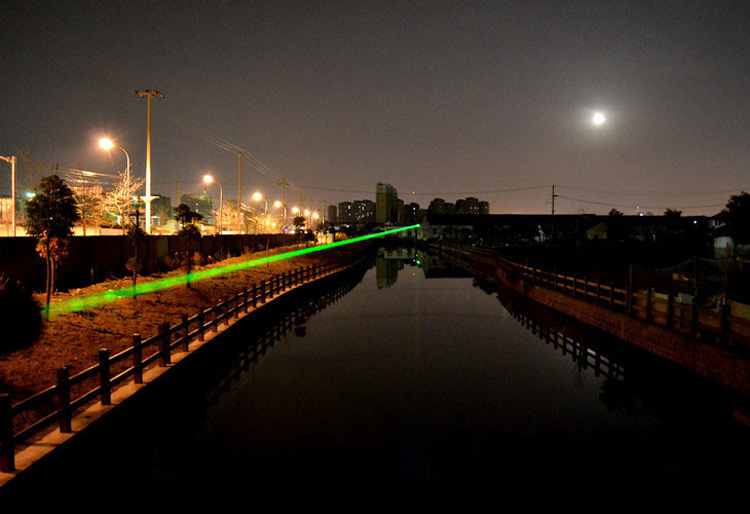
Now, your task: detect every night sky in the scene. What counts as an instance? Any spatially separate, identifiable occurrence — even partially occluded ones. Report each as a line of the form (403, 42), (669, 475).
(2, 1), (750, 216)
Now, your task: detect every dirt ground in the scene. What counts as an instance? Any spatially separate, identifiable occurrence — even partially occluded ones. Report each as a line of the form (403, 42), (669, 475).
(0, 243), (346, 401)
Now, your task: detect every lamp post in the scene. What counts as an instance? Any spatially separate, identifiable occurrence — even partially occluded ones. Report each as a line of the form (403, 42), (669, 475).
(0, 154), (16, 236)
(252, 191), (267, 216)
(252, 191), (267, 233)
(99, 138), (132, 224)
(137, 89), (164, 234)
(203, 174), (223, 234)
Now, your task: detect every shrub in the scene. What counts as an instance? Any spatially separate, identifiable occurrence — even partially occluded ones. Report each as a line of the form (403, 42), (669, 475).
(0, 274), (42, 353)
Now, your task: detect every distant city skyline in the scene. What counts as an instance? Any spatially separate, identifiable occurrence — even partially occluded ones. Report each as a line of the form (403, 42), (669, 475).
(3, 2), (750, 217)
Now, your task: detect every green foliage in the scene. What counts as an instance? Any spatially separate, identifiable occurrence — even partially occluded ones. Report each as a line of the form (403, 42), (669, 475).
(174, 203), (203, 287)
(24, 174), (80, 238)
(175, 203), (203, 239)
(0, 274), (42, 353)
(24, 175), (80, 318)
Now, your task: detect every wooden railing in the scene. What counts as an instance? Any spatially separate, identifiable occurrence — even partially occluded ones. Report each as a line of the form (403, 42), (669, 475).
(0, 251), (368, 474)
(438, 243), (750, 351)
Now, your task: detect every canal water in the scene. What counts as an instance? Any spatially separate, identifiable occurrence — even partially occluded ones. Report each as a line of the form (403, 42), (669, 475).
(5, 247), (750, 496)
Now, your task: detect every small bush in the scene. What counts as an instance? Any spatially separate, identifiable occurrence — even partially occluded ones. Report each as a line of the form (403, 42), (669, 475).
(0, 274), (43, 353)
(162, 255), (177, 270)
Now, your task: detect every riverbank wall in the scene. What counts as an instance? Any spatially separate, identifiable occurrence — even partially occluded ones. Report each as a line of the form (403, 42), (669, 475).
(0, 232), (306, 291)
(0, 241), (376, 491)
(432, 242), (750, 397)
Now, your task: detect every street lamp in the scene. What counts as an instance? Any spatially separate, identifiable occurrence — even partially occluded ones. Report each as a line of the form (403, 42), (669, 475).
(0, 154), (16, 236)
(252, 191), (267, 215)
(203, 174), (223, 234)
(99, 137), (132, 224)
(252, 191), (268, 234)
(137, 89), (164, 234)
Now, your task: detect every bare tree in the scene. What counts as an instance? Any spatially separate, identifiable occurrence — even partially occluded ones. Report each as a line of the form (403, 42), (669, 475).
(75, 187), (104, 235)
(101, 171), (144, 232)
(221, 199), (240, 232)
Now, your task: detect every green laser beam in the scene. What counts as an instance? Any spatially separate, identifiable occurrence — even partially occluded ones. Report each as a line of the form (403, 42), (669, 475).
(46, 224), (420, 319)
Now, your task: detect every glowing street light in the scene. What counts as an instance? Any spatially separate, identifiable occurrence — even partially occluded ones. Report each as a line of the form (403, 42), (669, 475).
(252, 191), (267, 216)
(203, 174), (223, 234)
(99, 137), (132, 223)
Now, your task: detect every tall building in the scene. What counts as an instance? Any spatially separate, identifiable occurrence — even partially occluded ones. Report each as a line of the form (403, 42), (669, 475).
(376, 182), (400, 224)
(404, 202), (421, 225)
(428, 198), (446, 214)
(430, 196), (489, 215)
(353, 199), (375, 223)
(338, 201), (354, 223)
(327, 204), (338, 223)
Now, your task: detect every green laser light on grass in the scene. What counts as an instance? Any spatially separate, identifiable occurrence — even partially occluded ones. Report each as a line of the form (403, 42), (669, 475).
(46, 225), (421, 319)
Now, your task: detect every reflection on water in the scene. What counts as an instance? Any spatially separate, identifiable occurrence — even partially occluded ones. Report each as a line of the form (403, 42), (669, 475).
(4, 247), (750, 496)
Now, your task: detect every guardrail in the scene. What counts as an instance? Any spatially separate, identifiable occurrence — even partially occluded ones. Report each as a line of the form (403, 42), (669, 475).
(0, 252), (368, 474)
(437, 243), (750, 351)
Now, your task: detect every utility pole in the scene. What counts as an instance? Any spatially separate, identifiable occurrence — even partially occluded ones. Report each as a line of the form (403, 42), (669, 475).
(238, 152), (244, 233)
(551, 184), (557, 215)
(550, 184), (558, 241)
(277, 177), (290, 228)
(136, 89), (164, 234)
(1, 155), (17, 236)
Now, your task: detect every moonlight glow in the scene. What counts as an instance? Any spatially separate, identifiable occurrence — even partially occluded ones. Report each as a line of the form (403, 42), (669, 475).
(592, 112), (607, 126)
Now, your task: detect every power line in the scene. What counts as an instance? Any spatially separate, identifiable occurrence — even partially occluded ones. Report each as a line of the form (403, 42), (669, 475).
(555, 194), (726, 211)
(557, 185), (748, 197)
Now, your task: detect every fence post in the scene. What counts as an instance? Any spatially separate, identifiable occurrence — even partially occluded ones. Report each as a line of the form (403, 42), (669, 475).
(646, 288), (653, 323)
(261, 280), (266, 303)
(56, 367), (72, 433)
(252, 283), (258, 308)
(158, 322), (171, 367)
(243, 287), (248, 313)
(213, 301), (219, 331)
(99, 348), (111, 406)
(182, 313), (190, 350)
(0, 393), (14, 472)
(198, 310), (205, 341)
(133, 334), (143, 384)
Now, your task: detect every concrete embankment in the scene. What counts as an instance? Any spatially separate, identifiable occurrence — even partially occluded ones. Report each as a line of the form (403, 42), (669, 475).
(433, 242), (750, 397)
(0, 241), (376, 492)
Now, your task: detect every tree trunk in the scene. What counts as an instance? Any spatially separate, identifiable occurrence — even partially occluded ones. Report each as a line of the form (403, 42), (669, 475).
(45, 255), (51, 321)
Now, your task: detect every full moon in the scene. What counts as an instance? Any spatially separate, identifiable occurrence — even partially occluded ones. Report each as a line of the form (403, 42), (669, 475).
(592, 111), (606, 126)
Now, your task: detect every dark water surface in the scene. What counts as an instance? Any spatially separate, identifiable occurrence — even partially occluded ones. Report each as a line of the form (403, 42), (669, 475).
(5, 249), (750, 496)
